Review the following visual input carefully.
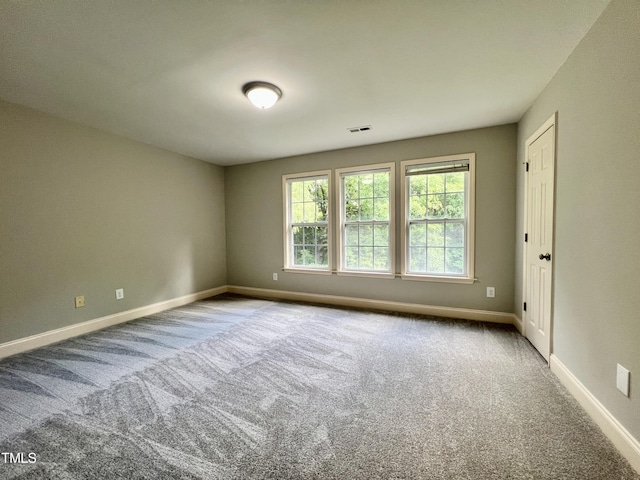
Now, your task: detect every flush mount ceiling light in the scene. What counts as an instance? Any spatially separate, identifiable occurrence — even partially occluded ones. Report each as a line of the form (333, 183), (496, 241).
(242, 81), (282, 110)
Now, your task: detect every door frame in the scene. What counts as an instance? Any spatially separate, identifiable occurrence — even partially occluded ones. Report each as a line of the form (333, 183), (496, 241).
(521, 112), (557, 359)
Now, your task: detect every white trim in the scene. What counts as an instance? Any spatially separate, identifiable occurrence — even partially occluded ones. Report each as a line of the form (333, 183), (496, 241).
(400, 273), (475, 284)
(0, 286), (228, 360)
(512, 313), (524, 335)
(527, 113), (558, 147)
(400, 152), (476, 282)
(550, 354), (640, 474)
(336, 271), (396, 280)
(335, 162), (396, 275)
(521, 112), (557, 325)
(282, 170), (333, 272)
(227, 285), (516, 325)
(282, 268), (332, 275)
(282, 170), (331, 181)
(333, 163), (394, 176)
(522, 112), (557, 358)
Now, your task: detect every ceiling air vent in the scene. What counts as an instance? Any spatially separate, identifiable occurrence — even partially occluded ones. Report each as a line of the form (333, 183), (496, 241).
(348, 125), (372, 133)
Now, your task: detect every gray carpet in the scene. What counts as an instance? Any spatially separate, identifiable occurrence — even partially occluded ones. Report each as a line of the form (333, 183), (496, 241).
(0, 294), (637, 479)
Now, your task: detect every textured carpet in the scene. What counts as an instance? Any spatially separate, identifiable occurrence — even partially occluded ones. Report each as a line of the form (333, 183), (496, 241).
(0, 294), (637, 479)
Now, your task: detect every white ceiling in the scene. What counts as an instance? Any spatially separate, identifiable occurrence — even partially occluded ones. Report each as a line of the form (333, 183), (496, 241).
(0, 1), (610, 166)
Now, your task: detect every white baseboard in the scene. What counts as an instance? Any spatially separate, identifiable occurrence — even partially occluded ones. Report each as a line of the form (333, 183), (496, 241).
(550, 354), (640, 474)
(512, 314), (524, 334)
(0, 284), (519, 360)
(227, 285), (517, 325)
(0, 286), (228, 360)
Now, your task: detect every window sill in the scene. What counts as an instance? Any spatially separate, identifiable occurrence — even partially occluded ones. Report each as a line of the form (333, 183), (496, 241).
(283, 267), (332, 275)
(401, 274), (476, 284)
(337, 271), (396, 280)
(282, 268), (475, 284)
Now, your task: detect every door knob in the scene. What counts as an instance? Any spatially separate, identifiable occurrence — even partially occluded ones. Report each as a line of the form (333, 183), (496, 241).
(539, 253), (551, 261)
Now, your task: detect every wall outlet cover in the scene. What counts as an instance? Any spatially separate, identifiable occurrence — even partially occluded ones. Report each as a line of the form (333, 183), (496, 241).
(115, 288), (124, 300)
(74, 296), (85, 308)
(616, 364), (630, 397)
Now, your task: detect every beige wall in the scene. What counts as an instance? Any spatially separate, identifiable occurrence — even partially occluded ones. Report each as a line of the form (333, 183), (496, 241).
(226, 124), (517, 313)
(0, 100), (227, 344)
(516, 0), (640, 439)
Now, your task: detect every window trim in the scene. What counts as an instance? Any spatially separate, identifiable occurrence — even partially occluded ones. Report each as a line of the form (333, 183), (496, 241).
(335, 162), (396, 279)
(282, 170), (333, 274)
(400, 153), (476, 284)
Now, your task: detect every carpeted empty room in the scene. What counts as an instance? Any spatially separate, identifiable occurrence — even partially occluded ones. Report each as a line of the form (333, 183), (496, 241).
(0, 295), (637, 479)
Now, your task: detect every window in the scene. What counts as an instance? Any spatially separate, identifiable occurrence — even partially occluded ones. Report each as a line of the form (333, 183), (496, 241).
(283, 171), (331, 272)
(336, 163), (395, 276)
(401, 154), (475, 283)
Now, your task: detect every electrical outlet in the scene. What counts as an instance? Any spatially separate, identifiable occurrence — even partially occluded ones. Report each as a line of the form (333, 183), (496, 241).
(617, 364), (630, 397)
(272, 273), (278, 281)
(486, 287), (495, 298)
(75, 295), (85, 308)
(115, 288), (124, 300)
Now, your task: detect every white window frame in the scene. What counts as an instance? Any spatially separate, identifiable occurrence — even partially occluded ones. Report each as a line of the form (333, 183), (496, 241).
(336, 163), (396, 278)
(400, 153), (475, 284)
(282, 170), (332, 274)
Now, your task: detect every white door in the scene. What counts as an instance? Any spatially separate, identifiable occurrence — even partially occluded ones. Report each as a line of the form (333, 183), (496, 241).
(524, 119), (556, 361)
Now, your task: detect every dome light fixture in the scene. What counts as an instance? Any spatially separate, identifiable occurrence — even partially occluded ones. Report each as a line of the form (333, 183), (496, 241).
(242, 81), (282, 109)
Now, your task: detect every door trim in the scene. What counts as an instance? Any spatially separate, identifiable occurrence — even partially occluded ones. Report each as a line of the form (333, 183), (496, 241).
(522, 112), (557, 358)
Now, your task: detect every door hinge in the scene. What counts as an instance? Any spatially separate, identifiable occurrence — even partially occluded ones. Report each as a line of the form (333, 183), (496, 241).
(523, 302), (527, 312)
(524, 233), (528, 242)
(525, 162), (529, 172)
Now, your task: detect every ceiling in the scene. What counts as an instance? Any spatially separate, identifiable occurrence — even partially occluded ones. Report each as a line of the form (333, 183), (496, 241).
(0, 1), (610, 166)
